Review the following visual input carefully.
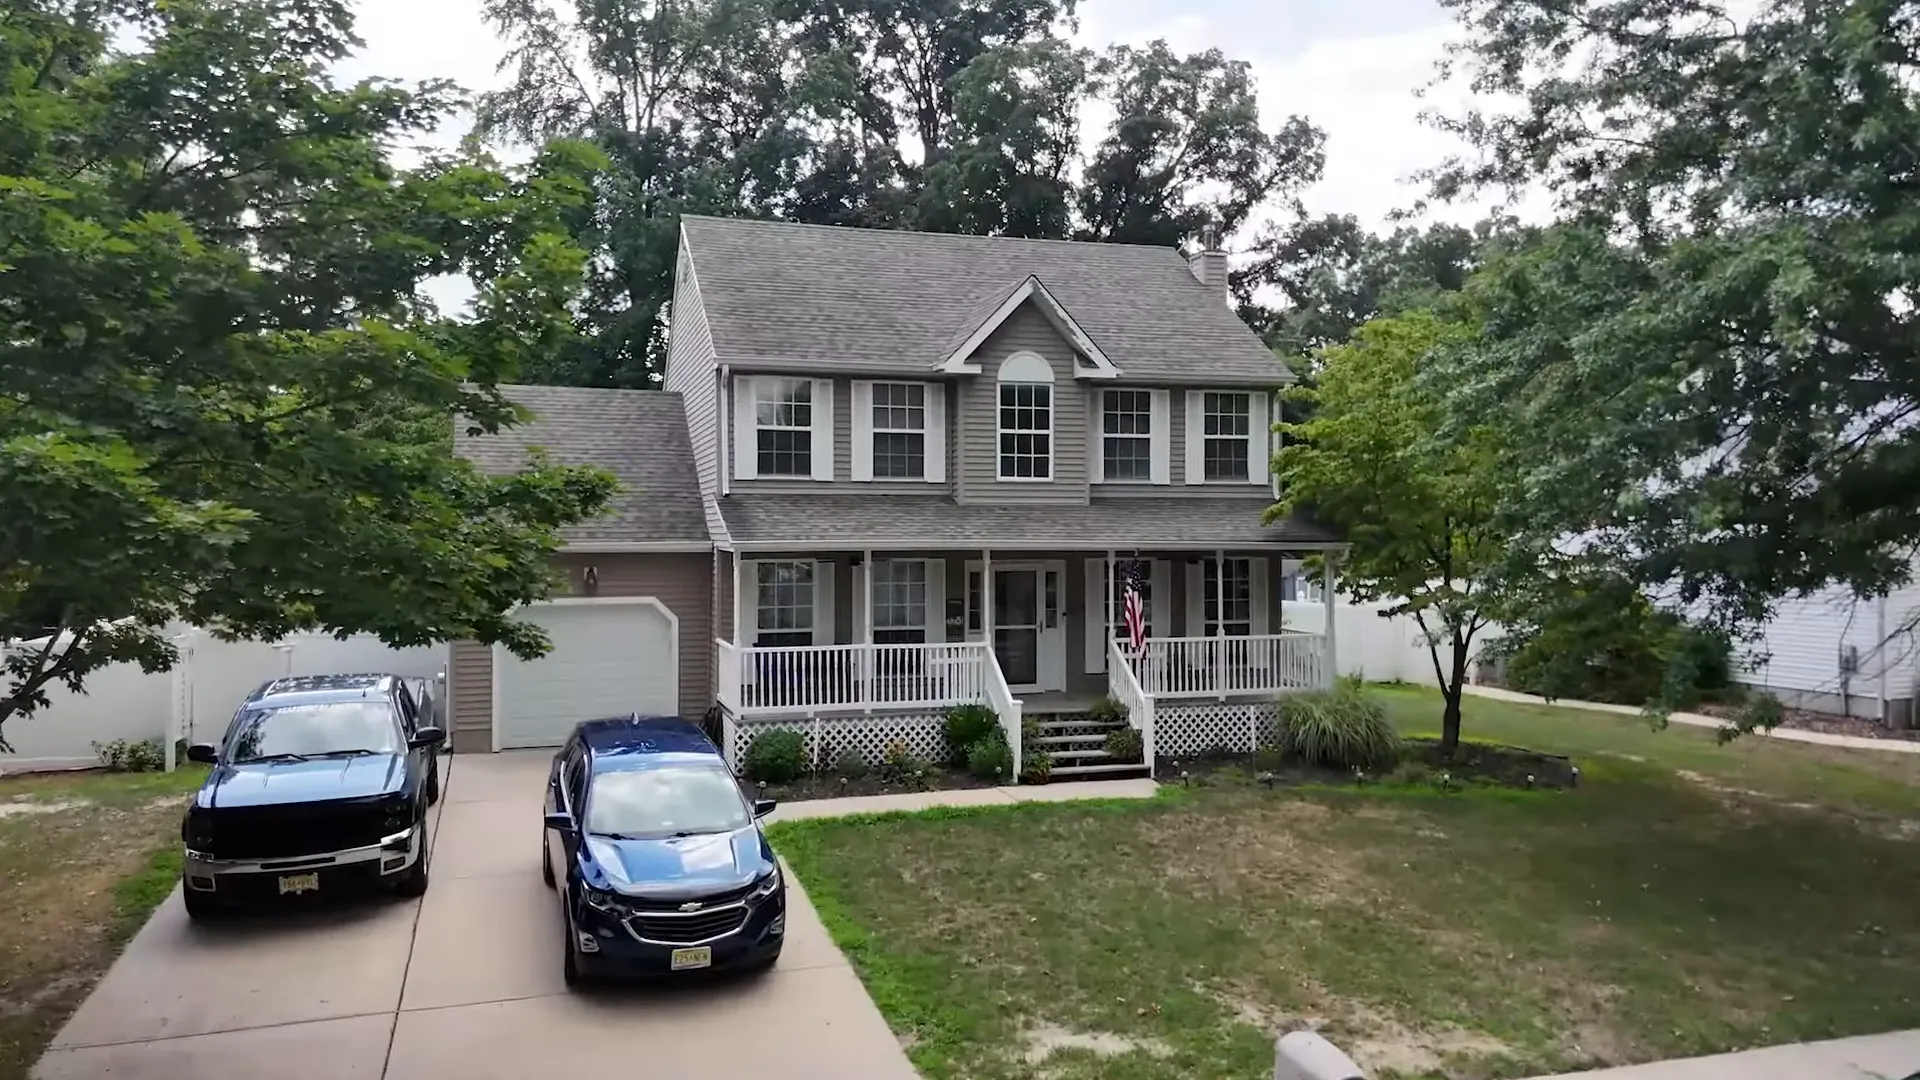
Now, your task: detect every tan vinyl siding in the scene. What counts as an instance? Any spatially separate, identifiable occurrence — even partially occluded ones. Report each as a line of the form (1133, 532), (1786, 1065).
(731, 378), (951, 495)
(955, 302), (1090, 505)
(445, 553), (715, 753)
(663, 247), (720, 497)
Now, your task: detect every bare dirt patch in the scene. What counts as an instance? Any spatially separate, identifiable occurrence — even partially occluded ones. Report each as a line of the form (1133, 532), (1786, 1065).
(1021, 1024), (1172, 1065)
(1349, 1022), (1512, 1076)
(0, 799), (90, 819)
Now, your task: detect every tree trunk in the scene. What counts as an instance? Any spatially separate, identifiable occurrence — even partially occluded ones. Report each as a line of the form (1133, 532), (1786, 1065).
(1438, 632), (1472, 758)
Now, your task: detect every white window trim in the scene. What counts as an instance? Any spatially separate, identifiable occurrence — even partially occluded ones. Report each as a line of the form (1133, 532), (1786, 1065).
(851, 381), (946, 484)
(851, 558), (947, 644)
(737, 559), (836, 647)
(1092, 388), (1171, 486)
(732, 376), (834, 483)
(997, 352), (1055, 483)
(1184, 557), (1269, 637)
(1183, 389), (1270, 486)
(1083, 557), (1172, 673)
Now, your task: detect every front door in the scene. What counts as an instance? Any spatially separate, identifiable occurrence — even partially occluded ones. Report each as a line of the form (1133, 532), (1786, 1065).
(969, 561), (1066, 693)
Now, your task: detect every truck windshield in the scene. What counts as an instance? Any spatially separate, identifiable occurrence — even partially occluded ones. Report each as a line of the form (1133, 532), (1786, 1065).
(585, 766), (751, 839)
(227, 702), (401, 763)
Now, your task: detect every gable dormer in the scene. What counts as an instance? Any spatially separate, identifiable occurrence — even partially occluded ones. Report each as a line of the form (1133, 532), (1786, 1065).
(936, 275), (1121, 380)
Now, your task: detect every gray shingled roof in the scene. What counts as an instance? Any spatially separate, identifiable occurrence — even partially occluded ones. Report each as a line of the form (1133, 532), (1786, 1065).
(718, 494), (1338, 548)
(457, 386), (710, 546)
(681, 216), (1288, 386)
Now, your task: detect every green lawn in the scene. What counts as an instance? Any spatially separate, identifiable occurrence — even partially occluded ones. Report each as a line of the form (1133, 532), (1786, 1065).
(0, 766), (208, 1080)
(772, 689), (1920, 1080)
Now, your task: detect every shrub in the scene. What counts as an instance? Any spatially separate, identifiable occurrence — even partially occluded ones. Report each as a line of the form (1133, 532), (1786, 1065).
(1383, 759), (1434, 787)
(1103, 726), (1143, 763)
(1489, 581), (1736, 708)
(879, 738), (930, 783)
(943, 704), (998, 766)
(1020, 749), (1053, 784)
(742, 730), (807, 783)
(835, 746), (871, 779)
(1273, 688), (1402, 770)
(966, 733), (1013, 782)
(1087, 695), (1127, 724)
(93, 738), (166, 772)
(1253, 741), (1287, 772)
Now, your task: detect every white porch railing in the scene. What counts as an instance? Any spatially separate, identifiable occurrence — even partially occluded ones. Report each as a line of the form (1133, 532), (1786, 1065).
(1107, 639), (1157, 774)
(714, 639), (995, 716)
(1134, 633), (1329, 698)
(983, 651), (1023, 781)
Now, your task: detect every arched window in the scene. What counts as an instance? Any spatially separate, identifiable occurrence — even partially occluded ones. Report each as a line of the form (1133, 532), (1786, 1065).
(997, 351), (1053, 480)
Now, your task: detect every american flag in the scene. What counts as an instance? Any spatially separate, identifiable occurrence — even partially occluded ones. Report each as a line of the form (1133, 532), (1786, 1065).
(1119, 559), (1148, 653)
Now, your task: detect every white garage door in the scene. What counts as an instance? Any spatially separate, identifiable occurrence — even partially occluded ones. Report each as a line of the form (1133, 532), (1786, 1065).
(494, 600), (679, 749)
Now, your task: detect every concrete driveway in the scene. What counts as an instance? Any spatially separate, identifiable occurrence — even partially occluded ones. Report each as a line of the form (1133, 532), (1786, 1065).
(33, 753), (919, 1080)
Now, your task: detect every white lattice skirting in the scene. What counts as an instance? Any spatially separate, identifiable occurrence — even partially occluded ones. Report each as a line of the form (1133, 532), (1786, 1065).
(722, 711), (950, 773)
(1154, 700), (1282, 757)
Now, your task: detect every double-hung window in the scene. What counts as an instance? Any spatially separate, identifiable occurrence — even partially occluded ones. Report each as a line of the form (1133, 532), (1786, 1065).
(871, 561), (929, 645)
(1202, 557), (1254, 637)
(755, 379), (813, 478)
(1101, 390), (1153, 481)
(1202, 392), (1251, 482)
(872, 384), (926, 479)
(753, 561), (815, 648)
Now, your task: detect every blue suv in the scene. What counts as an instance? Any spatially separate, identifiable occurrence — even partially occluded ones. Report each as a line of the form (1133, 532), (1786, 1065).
(543, 716), (785, 985)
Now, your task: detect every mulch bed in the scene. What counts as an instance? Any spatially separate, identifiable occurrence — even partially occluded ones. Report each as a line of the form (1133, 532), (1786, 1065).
(1153, 737), (1578, 792)
(749, 766), (997, 803)
(1695, 702), (1920, 742)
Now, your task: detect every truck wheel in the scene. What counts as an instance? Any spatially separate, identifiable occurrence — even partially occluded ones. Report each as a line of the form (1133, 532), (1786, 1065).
(183, 885), (222, 922)
(395, 825), (431, 898)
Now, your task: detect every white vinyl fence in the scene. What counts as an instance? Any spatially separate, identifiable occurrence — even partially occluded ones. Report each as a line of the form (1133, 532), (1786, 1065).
(1280, 599), (1496, 686)
(1, 627), (447, 774)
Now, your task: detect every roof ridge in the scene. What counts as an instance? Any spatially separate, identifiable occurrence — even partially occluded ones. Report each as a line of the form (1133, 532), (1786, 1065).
(680, 214), (1187, 255)
(498, 384), (683, 398)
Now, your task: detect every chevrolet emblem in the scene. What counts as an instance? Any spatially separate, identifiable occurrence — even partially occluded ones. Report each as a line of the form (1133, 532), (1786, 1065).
(678, 901), (703, 912)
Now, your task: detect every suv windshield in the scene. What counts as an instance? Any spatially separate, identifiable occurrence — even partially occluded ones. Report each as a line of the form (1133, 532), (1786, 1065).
(585, 766), (751, 839)
(227, 702), (400, 763)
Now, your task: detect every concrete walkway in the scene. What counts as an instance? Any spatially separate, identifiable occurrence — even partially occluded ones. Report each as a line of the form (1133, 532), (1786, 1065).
(1527, 1028), (1920, 1079)
(34, 756), (1156, 1079)
(766, 777), (1160, 821)
(1465, 684), (1920, 755)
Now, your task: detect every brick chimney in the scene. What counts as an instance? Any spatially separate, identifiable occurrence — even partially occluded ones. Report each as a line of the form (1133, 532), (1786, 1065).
(1187, 222), (1229, 306)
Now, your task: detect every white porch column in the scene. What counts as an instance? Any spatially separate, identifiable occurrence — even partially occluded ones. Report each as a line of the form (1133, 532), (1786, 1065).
(1104, 549), (1115, 667)
(1214, 547), (1227, 701)
(861, 549), (873, 710)
(733, 552), (746, 644)
(982, 548), (994, 654)
(1321, 553), (1337, 687)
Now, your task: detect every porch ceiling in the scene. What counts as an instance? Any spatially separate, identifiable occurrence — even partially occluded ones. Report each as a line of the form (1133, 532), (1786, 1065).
(717, 493), (1340, 550)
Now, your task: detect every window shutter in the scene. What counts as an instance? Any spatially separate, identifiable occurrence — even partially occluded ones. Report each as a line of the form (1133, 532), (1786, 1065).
(1089, 393), (1105, 485)
(812, 561), (836, 645)
(1084, 557), (1107, 674)
(733, 378), (758, 481)
(924, 559), (947, 641)
(1248, 392), (1270, 486)
(1151, 559), (1172, 637)
(736, 560), (758, 646)
(925, 383), (947, 484)
(1151, 390), (1171, 485)
(811, 379), (835, 482)
(850, 382), (874, 482)
(1185, 561), (1204, 636)
(851, 560), (868, 642)
(1251, 557), (1270, 634)
(1184, 391), (1204, 485)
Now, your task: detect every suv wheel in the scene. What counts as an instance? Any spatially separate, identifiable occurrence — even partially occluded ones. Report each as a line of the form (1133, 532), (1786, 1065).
(182, 884), (222, 922)
(561, 904), (585, 988)
(541, 833), (555, 889)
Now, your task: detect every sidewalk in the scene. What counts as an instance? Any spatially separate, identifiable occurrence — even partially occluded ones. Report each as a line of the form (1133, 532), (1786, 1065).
(1525, 1028), (1920, 1079)
(765, 778), (1160, 822)
(1465, 685), (1920, 755)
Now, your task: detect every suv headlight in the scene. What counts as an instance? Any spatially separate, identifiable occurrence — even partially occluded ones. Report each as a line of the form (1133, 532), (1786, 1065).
(580, 885), (626, 915)
(751, 865), (782, 900)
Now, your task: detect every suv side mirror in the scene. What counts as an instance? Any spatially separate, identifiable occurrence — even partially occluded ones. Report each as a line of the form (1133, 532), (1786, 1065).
(752, 799), (777, 819)
(544, 811), (575, 834)
(409, 726), (445, 750)
(186, 743), (219, 765)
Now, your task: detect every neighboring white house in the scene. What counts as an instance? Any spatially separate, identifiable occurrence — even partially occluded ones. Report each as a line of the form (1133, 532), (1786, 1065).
(1730, 579), (1920, 727)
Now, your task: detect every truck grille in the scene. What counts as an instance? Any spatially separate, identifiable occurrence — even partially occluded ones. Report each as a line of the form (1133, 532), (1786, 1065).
(626, 906), (750, 944)
(204, 798), (396, 859)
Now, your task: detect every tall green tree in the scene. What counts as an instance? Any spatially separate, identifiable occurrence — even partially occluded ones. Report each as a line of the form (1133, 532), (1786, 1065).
(1430, 0), (1920, 624)
(1272, 310), (1516, 754)
(0, 0), (615, 747)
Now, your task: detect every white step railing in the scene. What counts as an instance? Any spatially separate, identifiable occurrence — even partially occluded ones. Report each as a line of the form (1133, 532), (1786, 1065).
(1134, 633), (1328, 699)
(714, 639), (994, 716)
(982, 650), (1023, 784)
(1107, 639), (1157, 774)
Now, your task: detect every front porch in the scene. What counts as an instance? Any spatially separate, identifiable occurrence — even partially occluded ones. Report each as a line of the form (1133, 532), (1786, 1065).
(712, 547), (1342, 778)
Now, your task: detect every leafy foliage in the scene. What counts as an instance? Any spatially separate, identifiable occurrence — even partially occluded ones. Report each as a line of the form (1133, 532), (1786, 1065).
(1485, 576), (1737, 710)
(965, 732), (1013, 782)
(1019, 748), (1053, 784)
(1102, 726), (1142, 763)
(1086, 696), (1127, 724)
(92, 738), (167, 773)
(879, 738), (931, 785)
(743, 729), (807, 783)
(1272, 310), (1519, 752)
(943, 703), (999, 766)
(834, 746), (872, 780)
(1273, 688), (1403, 770)
(1429, 0), (1920, 633)
(0, 0), (615, 749)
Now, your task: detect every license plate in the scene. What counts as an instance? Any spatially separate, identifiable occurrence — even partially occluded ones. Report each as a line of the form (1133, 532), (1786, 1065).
(669, 946), (712, 971)
(277, 873), (320, 895)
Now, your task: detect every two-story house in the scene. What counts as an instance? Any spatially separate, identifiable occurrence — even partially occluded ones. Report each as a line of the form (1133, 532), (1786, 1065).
(448, 216), (1344, 776)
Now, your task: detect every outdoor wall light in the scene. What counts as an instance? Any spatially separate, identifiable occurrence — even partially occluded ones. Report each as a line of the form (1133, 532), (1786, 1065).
(582, 564), (599, 594)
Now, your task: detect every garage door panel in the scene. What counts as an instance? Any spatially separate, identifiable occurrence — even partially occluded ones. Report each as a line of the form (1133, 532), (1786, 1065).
(496, 602), (677, 749)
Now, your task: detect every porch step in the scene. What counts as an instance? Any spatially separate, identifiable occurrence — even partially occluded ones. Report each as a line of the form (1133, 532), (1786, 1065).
(1031, 733), (1114, 748)
(1032, 714), (1124, 735)
(1047, 747), (1120, 762)
(1049, 762), (1153, 778)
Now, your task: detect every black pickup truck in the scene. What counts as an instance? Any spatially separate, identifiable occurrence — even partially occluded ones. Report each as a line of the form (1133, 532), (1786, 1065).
(179, 672), (444, 918)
